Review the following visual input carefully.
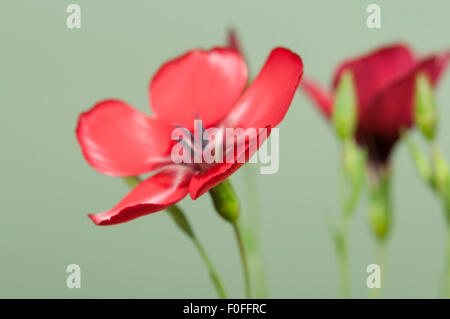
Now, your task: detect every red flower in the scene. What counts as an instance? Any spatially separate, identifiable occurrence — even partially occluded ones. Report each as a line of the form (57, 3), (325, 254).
(302, 44), (449, 164)
(76, 47), (303, 225)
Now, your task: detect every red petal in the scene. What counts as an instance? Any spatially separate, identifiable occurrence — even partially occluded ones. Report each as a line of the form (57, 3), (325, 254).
(189, 127), (271, 200)
(223, 48), (303, 129)
(76, 100), (173, 176)
(418, 51), (450, 85)
(301, 79), (333, 118)
(89, 167), (193, 225)
(189, 48), (303, 200)
(366, 51), (450, 138)
(149, 48), (248, 130)
(333, 44), (416, 123)
(189, 162), (242, 200)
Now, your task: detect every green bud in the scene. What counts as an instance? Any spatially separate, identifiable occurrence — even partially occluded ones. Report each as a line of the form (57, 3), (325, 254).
(209, 179), (240, 223)
(333, 70), (358, 140)
(431, 150), (450, 223)
(432, 146), (450, 195)
(368, 169), (392, 241)
(415, 72), (437, 140)
(166, 205), (195, 239)
(369, 197), (390, 240)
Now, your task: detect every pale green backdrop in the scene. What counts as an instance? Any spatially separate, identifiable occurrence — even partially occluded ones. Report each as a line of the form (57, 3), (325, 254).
(1, 0), (449, 298)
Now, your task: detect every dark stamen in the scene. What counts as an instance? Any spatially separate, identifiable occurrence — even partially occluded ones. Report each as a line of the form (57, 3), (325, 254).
(174, 137), (199, 157)
(194, 112), (209, 148)
(174, 123), (194, 145)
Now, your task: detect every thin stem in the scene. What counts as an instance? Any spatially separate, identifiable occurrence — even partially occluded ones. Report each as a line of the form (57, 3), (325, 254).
(192, 237), (228, 299)
(208, 179), (251, 298)
(338, 251), (350, 298)
(242, 165), (267, 298)
(122, 176), (228, 298)
(164, 205), (228, 298)
(371, 241), (386, 299)
(233, 222), (251, 298)
(445, 223), (450, 298)
(367, 164), (391, 299)
(428, 143), (450, 298)
(334, 140), (364, 299)
(336, 217), (350, 298)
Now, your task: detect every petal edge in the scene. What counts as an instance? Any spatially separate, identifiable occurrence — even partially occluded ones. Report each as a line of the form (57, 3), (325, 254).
(89, 167), (193, 225)
(76, 100), (173, 176)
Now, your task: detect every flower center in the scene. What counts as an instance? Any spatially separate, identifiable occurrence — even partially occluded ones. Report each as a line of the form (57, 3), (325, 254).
(172, 113), (221, 171)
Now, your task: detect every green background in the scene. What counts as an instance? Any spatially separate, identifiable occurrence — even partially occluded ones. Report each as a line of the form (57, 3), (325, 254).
(1, 0), (450, 298)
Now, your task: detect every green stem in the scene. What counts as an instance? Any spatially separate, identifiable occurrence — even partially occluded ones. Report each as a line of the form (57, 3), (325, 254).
(371, 241), (386, 299)
(334, 140), (364, 298)
(192, 236), (228, 299)
(338, 252), (350, 299)
(368, 165), (392, 241)
(367, 165), (391, 299)
(208, 179), (252, 298)
(445, 222), (450, 298)
(123, 176), (228, 298)
(336, 217), (350, 298)
(233, 222), (251, 299)
(242, 165), (266, 298)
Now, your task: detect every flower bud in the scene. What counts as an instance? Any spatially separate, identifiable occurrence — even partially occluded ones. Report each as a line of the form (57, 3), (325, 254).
(432, 147), (450, 195)
(415, 72), (437, 140)
(368, 169), (391, 241)
(209, 179), (240, 223)
(369, 196), (390, 241)
(333, 70), (357, 140)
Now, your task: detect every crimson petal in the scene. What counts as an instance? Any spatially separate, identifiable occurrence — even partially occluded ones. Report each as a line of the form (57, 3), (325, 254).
(89, 167), (193, 225)
(333, 44), (416, 124)
(366, 51), (450, 138)
(301, 79), (333, 118)
(76, 100), (173, 176)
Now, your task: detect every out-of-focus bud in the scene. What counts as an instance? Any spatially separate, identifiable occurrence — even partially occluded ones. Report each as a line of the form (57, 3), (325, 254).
(333, 70), (357, 140)
(369, 195), (390, 241)
(404, 133), (432, 183)
(209, 179), (240, 223)
(432, 147), (450, 195)
(415, 72), (437, 140)
(430, 147), (450, 223)
(368, 169), (391, 241)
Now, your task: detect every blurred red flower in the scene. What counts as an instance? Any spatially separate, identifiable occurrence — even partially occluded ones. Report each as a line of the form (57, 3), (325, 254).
(302, 44), (449, 164)
(76, 47), (303, 225)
